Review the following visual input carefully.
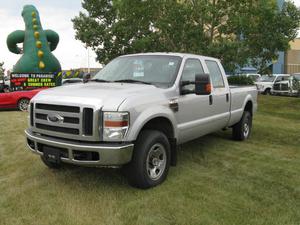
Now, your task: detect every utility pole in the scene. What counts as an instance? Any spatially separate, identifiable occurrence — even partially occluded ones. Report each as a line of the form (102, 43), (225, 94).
(87, 47), (90, 74)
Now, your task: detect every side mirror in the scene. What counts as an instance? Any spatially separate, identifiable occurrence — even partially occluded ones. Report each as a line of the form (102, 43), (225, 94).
(195, 74), (211, 95)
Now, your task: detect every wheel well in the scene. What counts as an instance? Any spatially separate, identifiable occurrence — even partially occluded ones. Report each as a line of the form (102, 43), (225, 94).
(141, 117), (174, 139)
(140, 117), (177, 166)
(264, 88), (271, 93)
(244, 101), (253, 115)
(18, 97), (30, 104)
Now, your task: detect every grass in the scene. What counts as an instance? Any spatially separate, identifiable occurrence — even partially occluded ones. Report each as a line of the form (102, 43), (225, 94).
(0, 95), (300, 225)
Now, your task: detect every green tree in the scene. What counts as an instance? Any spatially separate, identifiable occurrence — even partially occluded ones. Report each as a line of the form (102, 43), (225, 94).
(73, 0), (300, 73)
(0, 62), (5, 81)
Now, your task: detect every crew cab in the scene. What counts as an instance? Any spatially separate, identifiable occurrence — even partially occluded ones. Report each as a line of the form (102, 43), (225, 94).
(272, 74), (300, 96)
(25, 53), (257, 189)
(255, 74), (290, 95)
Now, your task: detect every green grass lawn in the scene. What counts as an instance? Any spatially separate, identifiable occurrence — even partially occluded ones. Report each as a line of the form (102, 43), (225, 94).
(0, 95), (299, 225)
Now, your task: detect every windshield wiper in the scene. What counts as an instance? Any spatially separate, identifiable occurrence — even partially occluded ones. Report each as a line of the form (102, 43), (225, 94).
(89, 79), (112, 83)
(113, 79), (152, 85)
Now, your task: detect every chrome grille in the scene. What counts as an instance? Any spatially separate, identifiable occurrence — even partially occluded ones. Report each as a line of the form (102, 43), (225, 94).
(36, 103), (80, 113)
(273, 83), (280, 90)
(31, 103), (96, 141)
(281, 83), (289, 90)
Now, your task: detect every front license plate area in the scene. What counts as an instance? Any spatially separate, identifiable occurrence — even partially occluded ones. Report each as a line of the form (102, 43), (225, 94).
(43, 146), (61, 163)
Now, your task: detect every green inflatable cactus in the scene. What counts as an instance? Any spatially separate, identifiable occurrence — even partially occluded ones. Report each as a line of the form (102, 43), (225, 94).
(7, 5), (61, 73)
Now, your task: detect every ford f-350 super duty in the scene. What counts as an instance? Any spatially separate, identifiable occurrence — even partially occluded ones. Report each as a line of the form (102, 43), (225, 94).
(25, 53), (258, 189)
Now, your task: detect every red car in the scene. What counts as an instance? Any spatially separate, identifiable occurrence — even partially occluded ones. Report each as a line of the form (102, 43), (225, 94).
(0, 89), (44, 111)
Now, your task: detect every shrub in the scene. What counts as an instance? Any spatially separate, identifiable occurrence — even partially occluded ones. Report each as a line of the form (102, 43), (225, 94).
(227, 75), (254, 86)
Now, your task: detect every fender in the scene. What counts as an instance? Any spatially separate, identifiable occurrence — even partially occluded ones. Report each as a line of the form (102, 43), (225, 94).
(126, 105), (178, 141)
(242, 94), (255, 115)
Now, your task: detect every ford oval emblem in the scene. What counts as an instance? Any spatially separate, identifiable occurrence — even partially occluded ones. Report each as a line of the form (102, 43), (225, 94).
(47, 114), (64, 123)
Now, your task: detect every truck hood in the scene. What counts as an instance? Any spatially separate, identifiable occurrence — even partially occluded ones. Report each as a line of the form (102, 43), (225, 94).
(33, 82), (159, 110)
(255, 81), (273, 86)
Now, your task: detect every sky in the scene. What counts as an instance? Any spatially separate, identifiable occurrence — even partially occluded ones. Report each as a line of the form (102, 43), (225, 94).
(0, 0), (101, 71)
(0, 0), (300, 72)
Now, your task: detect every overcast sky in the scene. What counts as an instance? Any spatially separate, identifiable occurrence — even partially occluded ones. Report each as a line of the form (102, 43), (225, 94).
(0, 0), (300, 71)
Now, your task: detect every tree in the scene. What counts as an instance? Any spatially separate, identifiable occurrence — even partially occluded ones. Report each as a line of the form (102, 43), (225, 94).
(239, 1), (300, 73)
(72, 0), (300, 73)
(0, 62), (5, 80)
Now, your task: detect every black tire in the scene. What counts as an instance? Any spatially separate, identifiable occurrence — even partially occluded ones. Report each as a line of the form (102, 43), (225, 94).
(125, 130), (171, 189)
(232, 111), (252, 141)
(40, 155), (62, 169)
(264, 88), (271, 95)
(18, 98), (30, 111)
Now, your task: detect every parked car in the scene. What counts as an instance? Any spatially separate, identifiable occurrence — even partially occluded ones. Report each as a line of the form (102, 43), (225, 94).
(25, 53), (257, 189)
(272, 74), (300, 96)
(0, 88), (44, 111)
(255, 74), (290, 95)
(0, 77), (10, 92)
(62, 78), (83, 85)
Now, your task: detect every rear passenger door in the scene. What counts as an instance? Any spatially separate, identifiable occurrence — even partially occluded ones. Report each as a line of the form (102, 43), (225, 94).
(204, 60), (230, 129)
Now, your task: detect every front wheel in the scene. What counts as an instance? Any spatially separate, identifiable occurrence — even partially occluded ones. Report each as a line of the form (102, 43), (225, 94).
(125, 130), (170, 189)
(18, 98), (30, 111)
(232, 111), (252, 141)
(264, 89), (271, 95)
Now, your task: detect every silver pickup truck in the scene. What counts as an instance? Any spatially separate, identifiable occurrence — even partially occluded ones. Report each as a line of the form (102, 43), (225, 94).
(25, 53), (257, 189)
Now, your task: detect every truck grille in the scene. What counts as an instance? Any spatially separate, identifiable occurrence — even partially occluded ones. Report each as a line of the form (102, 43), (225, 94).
(273, 83), (289, 91)
(281, 83), (289, 90)
(35, 123), (80, 134)
(32, 103), (95, 139)
(273, 83), (280, 90)
(36, 103), (80, 113)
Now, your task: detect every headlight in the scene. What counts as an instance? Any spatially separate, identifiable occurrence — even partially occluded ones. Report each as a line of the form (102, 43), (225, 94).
(103, 112), (129, 141)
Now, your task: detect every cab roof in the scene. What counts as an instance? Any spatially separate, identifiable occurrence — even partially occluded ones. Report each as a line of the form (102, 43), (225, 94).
(119, 52), (219, 61)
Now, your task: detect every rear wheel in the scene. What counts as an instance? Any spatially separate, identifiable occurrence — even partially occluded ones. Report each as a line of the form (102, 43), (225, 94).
(126, 130), (170, 189)
(232, 111), (252, 141)
(18, 98), (30, 111)
(40, 156), (62, 169)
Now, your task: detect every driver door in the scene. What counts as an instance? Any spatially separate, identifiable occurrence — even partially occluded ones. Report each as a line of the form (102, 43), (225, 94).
(176, 58), (214, 143)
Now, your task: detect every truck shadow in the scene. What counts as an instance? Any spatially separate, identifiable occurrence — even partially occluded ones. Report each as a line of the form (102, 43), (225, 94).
(48, 130), (233, 190)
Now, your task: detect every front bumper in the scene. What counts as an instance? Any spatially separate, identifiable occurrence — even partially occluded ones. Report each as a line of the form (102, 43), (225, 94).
(25, 129), (134, 167)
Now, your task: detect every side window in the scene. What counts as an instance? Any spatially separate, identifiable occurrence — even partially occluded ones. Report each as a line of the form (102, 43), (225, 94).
(205, 60), (225, 88)
(181, 59), (204, 92)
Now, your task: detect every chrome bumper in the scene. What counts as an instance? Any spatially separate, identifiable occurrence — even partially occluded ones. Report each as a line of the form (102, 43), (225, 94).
(25, 129), (134, 167)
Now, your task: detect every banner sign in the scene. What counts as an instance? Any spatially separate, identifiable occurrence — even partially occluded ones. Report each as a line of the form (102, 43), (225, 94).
(10, 73), (60, 91)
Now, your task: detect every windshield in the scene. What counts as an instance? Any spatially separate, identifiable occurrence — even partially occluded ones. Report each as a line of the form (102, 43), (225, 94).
(258, 75), (275, 82)
(93, 55), (182, 87)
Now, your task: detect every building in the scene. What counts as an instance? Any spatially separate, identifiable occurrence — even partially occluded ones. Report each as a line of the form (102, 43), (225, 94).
(285, 38), (300, 74)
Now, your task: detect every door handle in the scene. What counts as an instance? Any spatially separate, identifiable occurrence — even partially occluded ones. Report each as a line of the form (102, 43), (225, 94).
(209, 95), (213, 105)
(226, 93), (229, 102)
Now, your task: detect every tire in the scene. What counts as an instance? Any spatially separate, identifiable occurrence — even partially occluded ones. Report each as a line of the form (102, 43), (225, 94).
(18, 98), (30, 111)
(40, 155), (62, 169)
(264, 89), (271, 95)
(125, 130), (171, 189)
(232, 111), (252, 141)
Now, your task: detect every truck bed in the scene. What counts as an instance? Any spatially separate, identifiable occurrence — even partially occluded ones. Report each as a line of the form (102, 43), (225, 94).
(228, 85), (258, 127)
